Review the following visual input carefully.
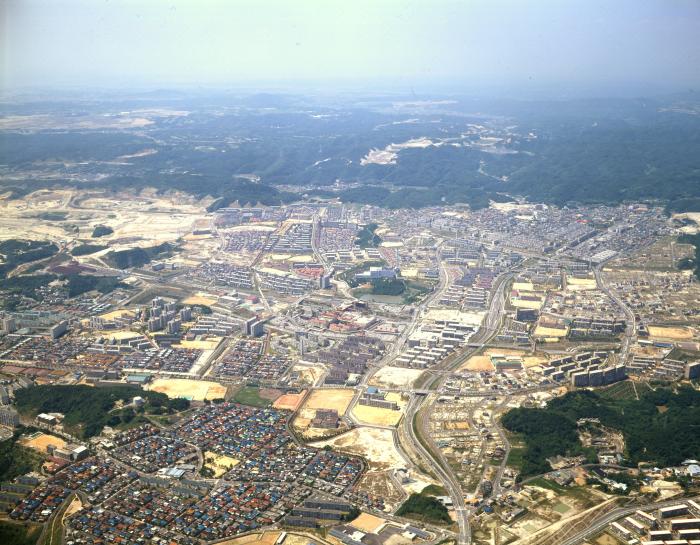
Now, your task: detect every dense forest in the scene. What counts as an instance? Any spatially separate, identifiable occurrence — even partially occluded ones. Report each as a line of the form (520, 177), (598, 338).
(0, 271), (124, 307)
(70, 244), (108, 256)
(104, 242), (174, 269)
(678, 233), (700, 279)
(355, 223), (381, 248)
(0, 520), (41, 545)
(15, 385), (189, 438)
(368, 278), (406, 296)
(0, 274), (57, 302)
(65, 274), (125, 297)
(501, 117), (700, 206)
(502, 385), (700, 477)
(0, 428), (43, 482)
(396, 492), (452, 524)
(91, 225), (114, 238)
(1, 93), (699, 210)
(338, 261), (385, 288)
(666, 197), (700, 215)
(0, 239), (58, 278)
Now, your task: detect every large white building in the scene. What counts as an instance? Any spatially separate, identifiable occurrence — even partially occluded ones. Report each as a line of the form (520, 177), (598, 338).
(355, 267), (397, 281)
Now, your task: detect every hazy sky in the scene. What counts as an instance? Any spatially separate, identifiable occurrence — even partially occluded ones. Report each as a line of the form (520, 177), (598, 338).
(2, 0), (699, 94)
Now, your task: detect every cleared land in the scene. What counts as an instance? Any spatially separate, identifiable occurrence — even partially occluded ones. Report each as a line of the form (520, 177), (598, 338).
(63, 495), (83, 519)
(0, 188), (211, 251)
(19, 432), (67, 453)
(443, 421), (470, 430)
(533, 325), (569, 338)
(182, 294), (218, 306)
(648, 325), (695, 340)
(98, 309), (135, 321)
(460, 349), (548, 372)
(352, 405), (403, 427)
(217, 531), (281, 545)
(99, 330), (140, 340)
(294, 388), (355, 437)
(356, 472), (406, 511)
(461, 355), (494, 372)
(566, 277), (597, 291)
(313, 426), (406, 471)
(510, 293), (545, 309)
(176, 338), (222, 350)
(290, 364), (325, 386)
(595, 535), (625, 545)
(424, 308), (484, 327)
(351, 513), (387, 533)
(352, 393), (406, 427)
(369, 366), (424, 389)
(302, 388), (355, 413)
(272, 390), (306, 411)
(147, 378), (227, 401)
(513, 281), (535, 291)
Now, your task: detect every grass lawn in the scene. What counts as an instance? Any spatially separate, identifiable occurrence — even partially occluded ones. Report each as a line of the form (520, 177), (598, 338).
(527, 477), (568, 493)
(506, 446), (526, 470)
(396, 493), (452, 525)
(422, 484), (448, 496)
(233, 386), (272, 408)
(505, 432), (526, 470)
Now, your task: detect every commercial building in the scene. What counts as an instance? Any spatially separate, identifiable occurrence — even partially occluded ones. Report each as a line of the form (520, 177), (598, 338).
(2, 317), (17, 333)
(659, 504), (689, 519)
(47, 443), (89, 462)
(686, 361), (700, 380)
(50, 320), (68, 339)
(355, 267), (397, 282)
(244, 317), (265, 337)
(0, 407), (20, 427)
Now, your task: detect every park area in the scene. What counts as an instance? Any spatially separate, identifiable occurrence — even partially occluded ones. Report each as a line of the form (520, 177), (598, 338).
(233, 386), (282, 407)
(203, 451), (240, 478)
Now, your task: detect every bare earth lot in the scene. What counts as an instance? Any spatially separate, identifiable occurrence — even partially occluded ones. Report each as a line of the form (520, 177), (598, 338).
(312, 426), (406, 471)
(369, 366), (424, 389)
(20, 432), (67, 453)
(147, 378), (227, 401)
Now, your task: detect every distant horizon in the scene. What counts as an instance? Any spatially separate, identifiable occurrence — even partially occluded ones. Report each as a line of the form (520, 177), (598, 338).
(2, 78), (699, 102)
(3, 0), (699, 99)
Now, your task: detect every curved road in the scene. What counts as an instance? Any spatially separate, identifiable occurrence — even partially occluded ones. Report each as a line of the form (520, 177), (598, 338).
(558, 494), (700, 545)
(403, 271), (515, 545)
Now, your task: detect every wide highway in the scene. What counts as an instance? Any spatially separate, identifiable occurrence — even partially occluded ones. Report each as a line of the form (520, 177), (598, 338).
(401, 271), (515, 545)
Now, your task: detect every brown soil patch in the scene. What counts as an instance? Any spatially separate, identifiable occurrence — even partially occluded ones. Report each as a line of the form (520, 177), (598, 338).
(273, 390), (306, 411)
(20, 432), (67, 453)
(259, 388), (284, 400)
(351, 512), (387, 533)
